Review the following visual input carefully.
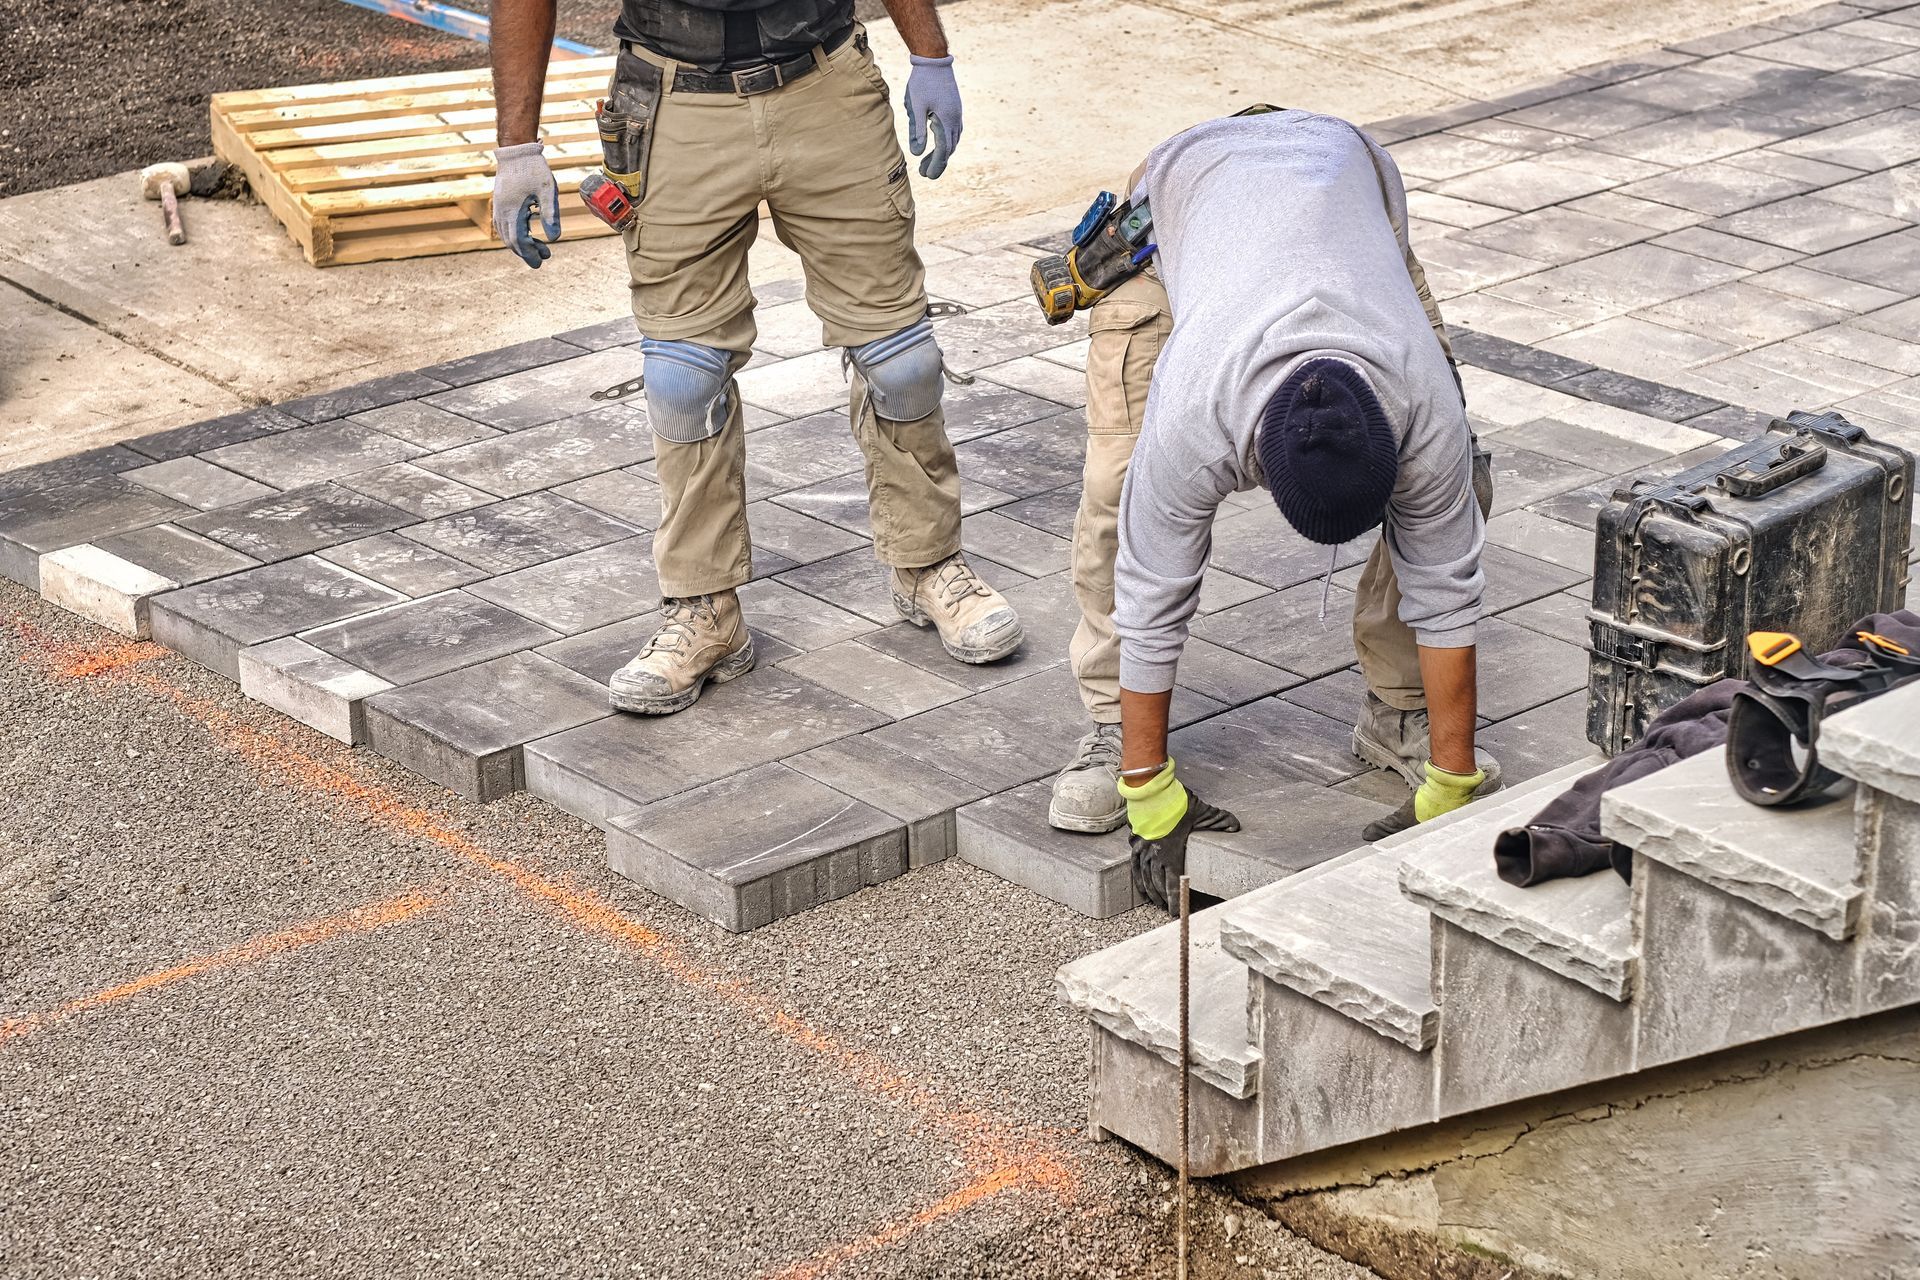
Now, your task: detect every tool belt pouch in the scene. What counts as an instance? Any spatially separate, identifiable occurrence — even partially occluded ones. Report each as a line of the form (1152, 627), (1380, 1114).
(600, 50), (665, 200)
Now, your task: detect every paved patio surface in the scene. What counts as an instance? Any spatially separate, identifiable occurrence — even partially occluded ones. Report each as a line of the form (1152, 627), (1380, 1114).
(5, 1), (1920, 936)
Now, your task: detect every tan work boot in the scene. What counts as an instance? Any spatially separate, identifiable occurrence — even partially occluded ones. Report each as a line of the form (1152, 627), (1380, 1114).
(891, 552), (1023, 664)
(608, 591), (755, 715)
(1048, 723), (1127, 833)
(1350, 691), (1503, 796)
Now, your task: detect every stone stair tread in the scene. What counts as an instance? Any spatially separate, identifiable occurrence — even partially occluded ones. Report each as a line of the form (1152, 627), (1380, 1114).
(1396, 761), (1635, 1000)
(1055, 908), (1259, 1100)
(1219, 849), (1437, 1050)
(1602, 747), (1864, 941)
(1821, 679), (1920, 805)
(1373, 755), (1605, 852)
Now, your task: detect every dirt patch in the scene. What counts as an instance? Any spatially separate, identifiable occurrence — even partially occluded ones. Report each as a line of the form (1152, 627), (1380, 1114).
(0, 0), (951, 200)
(0, 0), (619, 199)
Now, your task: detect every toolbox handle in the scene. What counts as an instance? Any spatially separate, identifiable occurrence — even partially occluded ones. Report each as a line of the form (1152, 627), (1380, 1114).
(1718, 439), (1827, 498)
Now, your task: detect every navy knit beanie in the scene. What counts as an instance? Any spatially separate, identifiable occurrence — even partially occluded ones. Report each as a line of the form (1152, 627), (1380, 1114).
(1256, 358), (1399, 545)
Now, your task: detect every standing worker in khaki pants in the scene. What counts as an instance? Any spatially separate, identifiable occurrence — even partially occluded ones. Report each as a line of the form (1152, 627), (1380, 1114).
(1045, 109), (1500, 843)
(489, 0), (1023, 715)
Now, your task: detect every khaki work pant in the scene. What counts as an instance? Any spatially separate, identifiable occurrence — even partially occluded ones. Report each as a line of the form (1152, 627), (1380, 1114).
(1069, 246), (1473, 722)
(621, 32), (961, 597)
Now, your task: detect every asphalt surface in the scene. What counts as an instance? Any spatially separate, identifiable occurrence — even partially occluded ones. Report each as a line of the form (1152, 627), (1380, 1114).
(0, 581), (1371, 1280)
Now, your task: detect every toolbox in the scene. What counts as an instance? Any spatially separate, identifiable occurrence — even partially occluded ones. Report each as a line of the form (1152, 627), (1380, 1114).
(1586, 410), (1914, 755)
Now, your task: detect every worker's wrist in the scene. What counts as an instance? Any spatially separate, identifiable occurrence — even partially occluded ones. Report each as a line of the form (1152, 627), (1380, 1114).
(1117, 758), (1176, 798)
(1423, 760), (1484, 791)
(495, 140), (545, 159)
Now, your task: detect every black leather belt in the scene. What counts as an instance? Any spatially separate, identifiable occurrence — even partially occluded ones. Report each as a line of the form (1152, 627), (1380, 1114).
(626, 26), (855, 96)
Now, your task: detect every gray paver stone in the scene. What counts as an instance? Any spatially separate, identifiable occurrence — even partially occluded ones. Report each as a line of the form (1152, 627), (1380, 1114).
(466, 535), (660, 635)
(524, 667), (884, 827)
(785, 733), (986, 866)
(956, 779), (1136, 917)
(606, 762), (907, 932)
(204, 421), (424, 489)
(399, 492), (639, 575)
(147, 556), (405, 681)
(364, 651), (611, 800)
(300, 590), (561, 685)
(0, 479), (191, 590)
(178, 483), (415, 564)
(93, 524), (260, 587)
(237, 637), (393, 745)
(121, 457), (278, 510)
(318, 533), (488, 596)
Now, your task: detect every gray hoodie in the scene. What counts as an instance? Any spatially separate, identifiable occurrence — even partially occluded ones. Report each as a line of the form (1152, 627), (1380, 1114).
(1113, 111), (1484, 695)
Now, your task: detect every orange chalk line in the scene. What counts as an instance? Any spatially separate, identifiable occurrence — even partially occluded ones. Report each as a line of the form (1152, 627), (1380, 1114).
(10, 622), (1087, 1266)
(0, 890), (438, 1042)
(768, 1151), (1080, 1280)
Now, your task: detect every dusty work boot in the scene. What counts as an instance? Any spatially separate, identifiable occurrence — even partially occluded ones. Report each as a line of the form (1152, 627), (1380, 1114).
(1350, 691), (1503, 795)
(891, 552), (1023, 664)
(608, 591), (755, 715)
(1048, 723), (1127, 833)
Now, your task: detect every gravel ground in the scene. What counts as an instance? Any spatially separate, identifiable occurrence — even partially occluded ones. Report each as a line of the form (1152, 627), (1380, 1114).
(0, 0), (947, 198)
(0, 581), (1371, 1280)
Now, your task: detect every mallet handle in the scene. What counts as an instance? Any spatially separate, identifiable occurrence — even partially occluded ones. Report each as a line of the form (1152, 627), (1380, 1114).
(160, 183), (185, 245)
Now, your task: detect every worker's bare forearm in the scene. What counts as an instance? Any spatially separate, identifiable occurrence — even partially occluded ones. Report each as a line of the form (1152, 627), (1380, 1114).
(879, 0), (949, 57)
(1416, 644), (1477, 775)
(1119, 687), (1173, 777)
(492, 0), (559, 146)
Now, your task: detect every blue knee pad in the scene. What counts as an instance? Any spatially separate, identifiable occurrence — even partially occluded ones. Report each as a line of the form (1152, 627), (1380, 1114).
(848, 319), (945, 422)
(640, 339), (735, 443)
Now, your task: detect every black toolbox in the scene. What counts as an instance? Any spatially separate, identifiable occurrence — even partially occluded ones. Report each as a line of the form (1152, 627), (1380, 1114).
(1587, 410), (1914, 755)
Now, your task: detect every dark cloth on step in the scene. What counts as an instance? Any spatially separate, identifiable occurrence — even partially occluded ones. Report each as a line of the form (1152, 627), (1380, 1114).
(1493, 610), (1920, 887)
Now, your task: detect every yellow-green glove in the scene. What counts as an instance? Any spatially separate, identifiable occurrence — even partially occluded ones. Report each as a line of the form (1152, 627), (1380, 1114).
(1414, 760), (1486, 823)
(1117, 760), (1241, 913)
(1362, 760), (1488, 842)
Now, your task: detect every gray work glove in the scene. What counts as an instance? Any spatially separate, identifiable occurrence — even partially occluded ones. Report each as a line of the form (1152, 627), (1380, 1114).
(492, 141), (561, 269)
(903, 55), (962, 180)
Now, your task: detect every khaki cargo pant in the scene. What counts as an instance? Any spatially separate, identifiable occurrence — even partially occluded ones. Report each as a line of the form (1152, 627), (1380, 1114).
(620, 32), (961, 598)
(1070, 239), (1471, 722)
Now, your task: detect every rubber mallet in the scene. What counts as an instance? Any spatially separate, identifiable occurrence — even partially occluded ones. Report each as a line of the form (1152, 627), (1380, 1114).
(140, 162), (191, 246)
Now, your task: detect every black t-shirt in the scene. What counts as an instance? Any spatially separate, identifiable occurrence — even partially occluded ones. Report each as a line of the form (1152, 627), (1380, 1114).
(616, 0), (854, 71)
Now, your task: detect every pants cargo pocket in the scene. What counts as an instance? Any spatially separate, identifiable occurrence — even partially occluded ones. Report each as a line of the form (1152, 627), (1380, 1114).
(1084, 297), (1168, 438)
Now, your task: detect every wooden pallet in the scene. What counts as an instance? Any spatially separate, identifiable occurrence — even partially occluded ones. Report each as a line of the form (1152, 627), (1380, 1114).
(211, 57), (618, 267)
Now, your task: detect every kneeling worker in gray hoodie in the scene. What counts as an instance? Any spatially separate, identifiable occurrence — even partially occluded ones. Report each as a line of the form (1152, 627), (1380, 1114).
(1071, 109), (1501, 912)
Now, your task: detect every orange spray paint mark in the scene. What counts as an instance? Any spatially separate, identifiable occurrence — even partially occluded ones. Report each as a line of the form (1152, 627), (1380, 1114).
(7, 619), (1087, 1270)
(0, 890), (437, 1042)
(768, 1152), (1080, 1280)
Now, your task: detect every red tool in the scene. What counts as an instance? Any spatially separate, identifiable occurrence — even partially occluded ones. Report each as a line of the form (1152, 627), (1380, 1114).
(578, 172), (636, 232)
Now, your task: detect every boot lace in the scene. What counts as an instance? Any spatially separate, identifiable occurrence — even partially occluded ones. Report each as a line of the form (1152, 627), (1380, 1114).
(1069, 723), (1124, 772)
(926, 554), (991, 608)
(643, 595), (719, 658)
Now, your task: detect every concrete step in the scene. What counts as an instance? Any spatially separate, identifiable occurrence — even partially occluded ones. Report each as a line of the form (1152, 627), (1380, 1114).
(1823, 678), (1920, 806)
(1055, 907), (1261, 1101)
(1397, 761), (1632, 1000)
(1056, 906), (1264, 1177)
(1219, 849), (1436, 1051)
(1220, 759), (1605, 1050)
(1602, 747), (1864, 941)
(1786, 681), (1920, 1020)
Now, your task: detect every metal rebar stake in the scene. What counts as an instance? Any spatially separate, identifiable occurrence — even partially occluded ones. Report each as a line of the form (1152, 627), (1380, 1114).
(1178, 873), (1192, 1280)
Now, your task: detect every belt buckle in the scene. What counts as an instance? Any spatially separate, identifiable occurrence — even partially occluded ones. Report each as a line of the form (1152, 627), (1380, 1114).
(730, 61), (784, 95)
